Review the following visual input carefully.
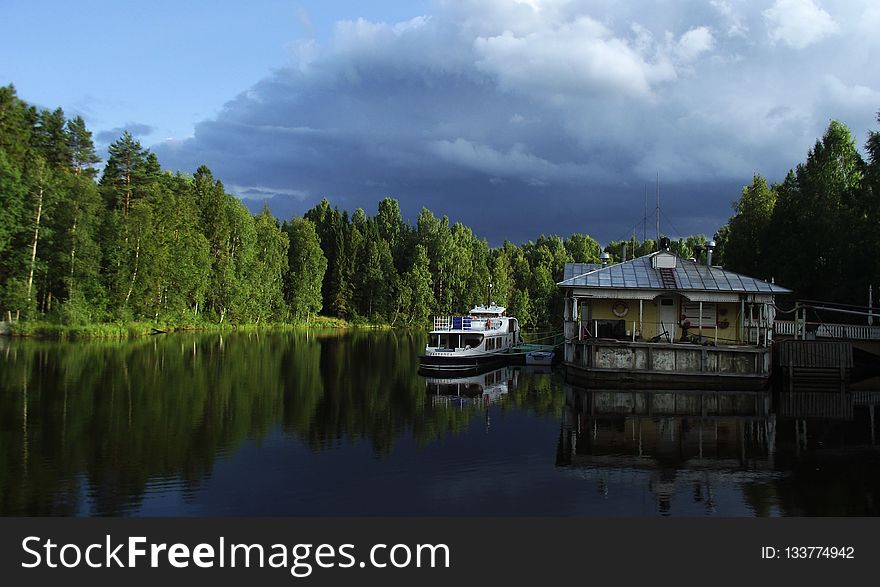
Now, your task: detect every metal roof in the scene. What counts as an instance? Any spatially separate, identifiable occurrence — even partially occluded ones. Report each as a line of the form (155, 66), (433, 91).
(557, 253), (791, 294)
(563, 263), (602, 281)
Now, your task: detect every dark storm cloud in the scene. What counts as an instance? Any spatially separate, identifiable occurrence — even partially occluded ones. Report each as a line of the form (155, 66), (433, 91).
(96, 122), (156, 144)
(153, 0), (880, 245)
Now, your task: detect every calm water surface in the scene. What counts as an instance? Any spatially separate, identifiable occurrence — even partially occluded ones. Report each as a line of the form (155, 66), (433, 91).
(1, 331), (878, 516)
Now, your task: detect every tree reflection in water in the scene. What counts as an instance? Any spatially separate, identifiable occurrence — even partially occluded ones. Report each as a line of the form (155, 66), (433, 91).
(1, 333), (877, 516)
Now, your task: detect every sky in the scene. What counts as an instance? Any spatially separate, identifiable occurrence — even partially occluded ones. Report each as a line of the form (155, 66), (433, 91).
(2, 0), (879, 246)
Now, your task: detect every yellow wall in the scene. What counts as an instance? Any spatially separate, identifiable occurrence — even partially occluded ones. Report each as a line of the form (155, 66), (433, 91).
(577, 297), (744, 344)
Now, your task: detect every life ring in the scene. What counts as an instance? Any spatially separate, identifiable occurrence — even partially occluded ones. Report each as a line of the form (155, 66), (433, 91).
(612, 300), (629, 318)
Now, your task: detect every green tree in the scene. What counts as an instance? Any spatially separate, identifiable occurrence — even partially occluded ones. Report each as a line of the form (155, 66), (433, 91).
(53, 172), (106, 320)
(66, 116), (100, 178)
(767, 120), (865, 300)
(489, 248), (513, 309)
(249, 208), (289, 323)
(225, 198), (259, 322)
(305, 200), (353, 318)
(100, 131), (153, 214)
(33, 108), (71, 170)
(396, 244), (433, 326)
(192, 166), (233, 322)
(864, 113), (880, 296)
(724, 175), (776, 277)
(564, 233), (601, 263)
(711, 225), (729, 267)
(283, 218), (327, 321)
(376, 197), (404, 269)
(0, 150), (24, 262)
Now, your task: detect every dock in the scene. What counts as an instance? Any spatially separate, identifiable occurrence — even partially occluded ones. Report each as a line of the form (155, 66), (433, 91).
(774, 340), (853, 391)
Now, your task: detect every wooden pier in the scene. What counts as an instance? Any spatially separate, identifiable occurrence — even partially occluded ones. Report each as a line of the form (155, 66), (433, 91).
(774, 340), (853, 391)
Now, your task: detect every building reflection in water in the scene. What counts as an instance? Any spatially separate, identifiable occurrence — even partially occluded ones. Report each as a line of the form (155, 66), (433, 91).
(558, 384), (880, 516)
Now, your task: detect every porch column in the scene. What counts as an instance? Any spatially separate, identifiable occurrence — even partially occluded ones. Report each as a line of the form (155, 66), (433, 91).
(698, 301), (703, 338)
(759, 303), (765, 346)
(564, 296), (571, 321)
(573, 298), (580, 341)
(639, 299), (644, 339)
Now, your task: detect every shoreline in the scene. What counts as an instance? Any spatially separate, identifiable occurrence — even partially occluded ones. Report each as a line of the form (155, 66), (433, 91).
(1, 317), (402, 340)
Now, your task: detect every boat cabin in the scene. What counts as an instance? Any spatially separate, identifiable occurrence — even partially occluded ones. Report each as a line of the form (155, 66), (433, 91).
(421, 304), (521, 371)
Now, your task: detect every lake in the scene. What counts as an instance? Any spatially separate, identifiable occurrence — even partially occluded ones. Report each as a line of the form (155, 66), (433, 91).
(1, 331), (878, 516)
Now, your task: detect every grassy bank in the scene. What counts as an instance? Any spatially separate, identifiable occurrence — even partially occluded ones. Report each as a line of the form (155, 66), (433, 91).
(5, 315), (397, 340)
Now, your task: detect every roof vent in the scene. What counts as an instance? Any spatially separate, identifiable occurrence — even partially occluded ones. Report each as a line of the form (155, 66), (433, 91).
(706, 240), (716, 267)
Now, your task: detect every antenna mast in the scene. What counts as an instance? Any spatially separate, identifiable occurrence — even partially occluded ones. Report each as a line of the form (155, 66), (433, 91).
(655, 172), (660, 251)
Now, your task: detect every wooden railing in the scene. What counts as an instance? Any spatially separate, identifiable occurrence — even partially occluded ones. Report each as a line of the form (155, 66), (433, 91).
(432, 316), (495, 331)
(774, 320), (797, 336)
(774, 320), (880, 341)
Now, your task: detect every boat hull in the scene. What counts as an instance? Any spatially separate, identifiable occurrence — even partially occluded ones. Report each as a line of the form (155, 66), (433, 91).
(418, 352), (510, 374)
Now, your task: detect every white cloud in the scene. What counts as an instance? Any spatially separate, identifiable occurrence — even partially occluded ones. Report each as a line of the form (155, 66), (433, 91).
(821, 75), (880, 113)
(473, 16), (677, 101)
(763, 0), (838, 49)
(711, 0), (749, 37)
(675, 26), (715, 62)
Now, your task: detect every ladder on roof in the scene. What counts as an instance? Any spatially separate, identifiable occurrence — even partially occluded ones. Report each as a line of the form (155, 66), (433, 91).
(659, 268), (677, 289)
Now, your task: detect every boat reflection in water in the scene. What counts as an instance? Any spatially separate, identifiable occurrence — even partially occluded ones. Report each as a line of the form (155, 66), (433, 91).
(423, 366), (518, 408)
(558, 385), (880, 515)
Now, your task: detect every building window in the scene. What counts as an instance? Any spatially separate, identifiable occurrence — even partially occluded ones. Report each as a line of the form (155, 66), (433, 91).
(682, 302), (716, 327)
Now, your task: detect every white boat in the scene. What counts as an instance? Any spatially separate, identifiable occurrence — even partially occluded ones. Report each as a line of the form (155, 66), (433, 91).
(525, 350), (555, 366)
(419, 304), (521, 372)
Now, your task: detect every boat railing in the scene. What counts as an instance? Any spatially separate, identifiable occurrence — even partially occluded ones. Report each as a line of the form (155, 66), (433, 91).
(433, 316), (496, 331)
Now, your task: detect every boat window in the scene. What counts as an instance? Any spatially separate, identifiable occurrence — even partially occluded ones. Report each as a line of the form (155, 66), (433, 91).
(429, 334), (440, 347)
(462, 334), (483, 349)
(438, 334), (460, 349)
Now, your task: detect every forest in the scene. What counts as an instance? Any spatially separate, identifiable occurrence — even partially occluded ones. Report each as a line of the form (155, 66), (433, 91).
(1, 84), (879, 334)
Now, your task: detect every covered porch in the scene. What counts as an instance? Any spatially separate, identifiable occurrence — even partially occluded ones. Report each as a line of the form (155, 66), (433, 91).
(562, 291), (777, 347)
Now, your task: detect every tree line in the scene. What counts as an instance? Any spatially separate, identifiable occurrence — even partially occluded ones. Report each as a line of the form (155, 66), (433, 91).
(2, 84), (878, 330)
(718, 117), (880, 306)
(0, 85), (610, 329)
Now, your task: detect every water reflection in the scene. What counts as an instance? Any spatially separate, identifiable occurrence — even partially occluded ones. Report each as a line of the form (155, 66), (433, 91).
(425, 367), (517, 405)
(0, 331), (426, 515)
(1, 332), (879, 516)
(558, 385), (880, 516)
(0, 332), (563, 515)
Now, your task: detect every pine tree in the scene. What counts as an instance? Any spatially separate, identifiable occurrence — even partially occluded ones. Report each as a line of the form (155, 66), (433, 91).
(66, 116), (100, 177)
(101, 131), (150, 214)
